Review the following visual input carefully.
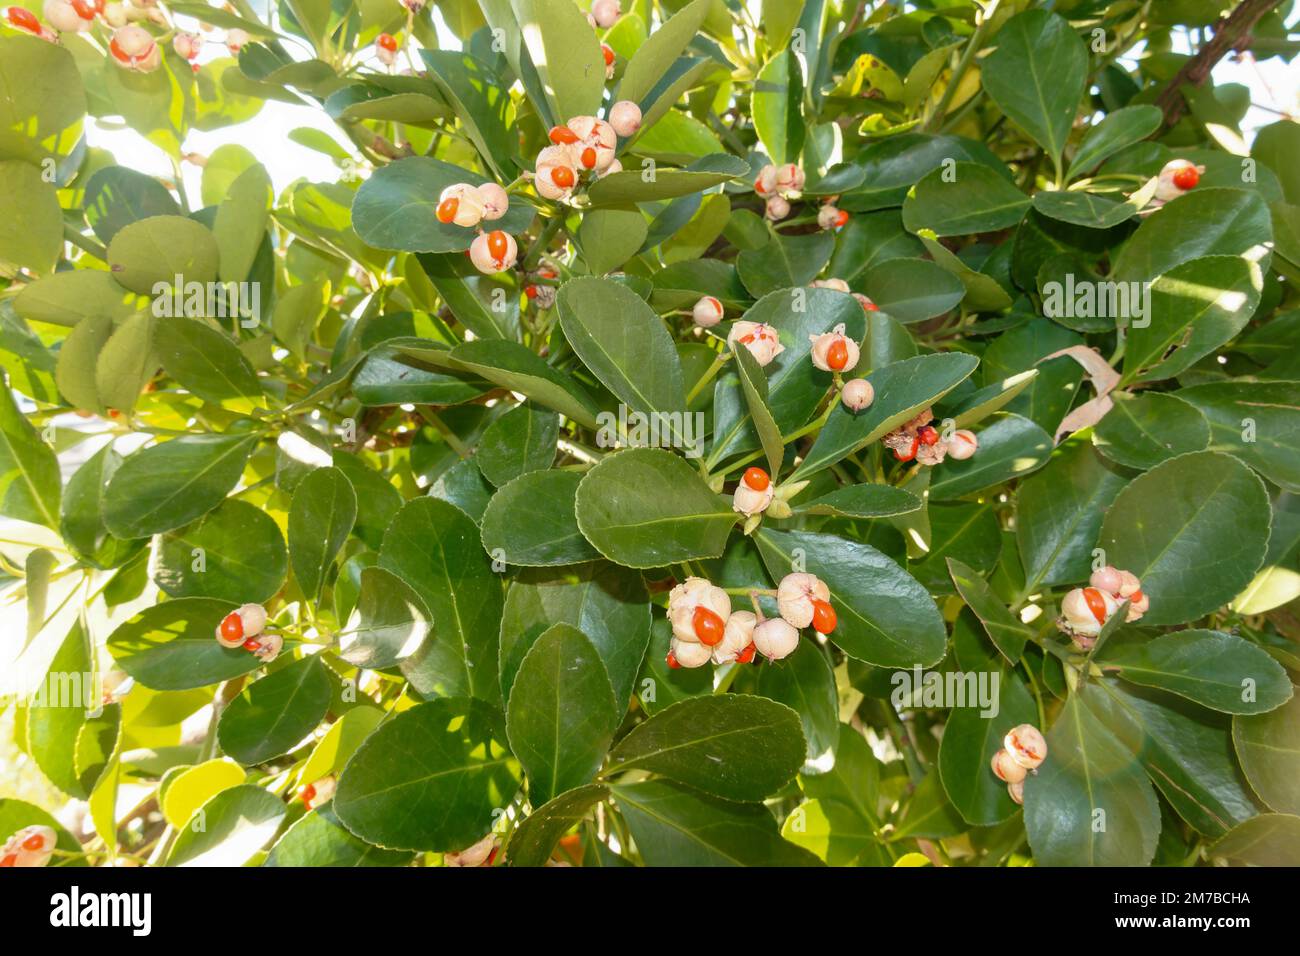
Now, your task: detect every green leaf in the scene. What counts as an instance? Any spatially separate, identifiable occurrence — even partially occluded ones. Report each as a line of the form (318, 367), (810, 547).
(618, 0), (711, 107)
(574, 448), (737, 568)
(421, 49), (512, 180)
(605, 694), (803, 800)
(929, 413), (1053, 501)
(557, 276), (687, 433)
(756, 529), (947, 668)
(730, 341), (784, 476)
(351, 157), (535, 253)
(1113, 187), (1272, 283)
(0, 35), (86, 165)
(166, 784), (286, 866)
(981, 10), (1087, 172)
(796, 483), (922, 519)
(901, 163), (1031, 237)
(1099, 629), (1292, 715)
(578, 207), (649, 275)
(756, 640), (839, 767)
(586, 154), (748, 206)
(1234, 693), (1300, 815)
(1093, 391), (1211, 470)
(1208, 814), (1300, 867)
(709, 287), (866, 466)
(830, 210), (925, 282)
(213, 162), (272, 283)
(1023, 693), (1160, 866)
(736, 230), (835, 297)
(266, 804), (414, 867)
(94, 312), (156, 414)
(511, 0), (605, 124)
(1068, 105), (1163, 178)
(218, 655), (332, 765)
(1180, 380), (1300, 493)
(781, 797), (886, 866)
(1124, 256), (1262, 383)
(753, 47), (804, 165)
(1098, 451), (1270, 626)
(151, 498), (287, 603)
(61, 443), (140, 569)
(481, 470), (600, 567)
(416, 253), (519, 341)
(353, 350), (487, 407)
(106, 215), (220, 295)
(1030, 190), (1138, 229)
(379, 497), (503, 704)
(612, 779), (821, 866)
(288, 466), (357, 601)
(27, 620), (114, 798)
(791, 352), (979, 481)
(1016, 442), (1128, 589)
(104, 433), (257, 538)
(499, 565), (650, 709)
(0, 374), (61, 528)
(507, 783), (609, 867)
(861, 258), (965, 324)
(154, 318), (263, 406)
(333, 698), (521, 852)
(916, 230), (1015, 313)
(506, 623), (619, 805)
(947, 558), (1032, 663)
(107, 597), (261, 690)
(160, 758), (245, 828)
(1086, 679), (1258, 838)
(337, 566), (431, 669)
(0, 160), (62, 275)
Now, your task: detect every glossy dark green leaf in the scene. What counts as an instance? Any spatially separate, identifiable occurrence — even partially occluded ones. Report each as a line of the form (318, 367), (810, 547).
(1181, 380), (1300, 493)
(334, 698), (520, 852)
(586, 154), (748, 206)
(481, 470), (599, 567)
(1093, 391), (1211, 470)
(1233, 693), (1300, 815)
(756, 640), (839, 767)
(756, 529), (947, 668)
(577, 207), (648, 275)
(947, 558), (1032, 663)
(901, 163), (1031, 237)
(791, 352), (978, 481)
(797, 483), (922, 519)
(1067, 105), (1163, 178)
(153, 318), (262, 406)
(288, 466), (357, 601)
(266, 804), (414, 866)
(83, 165), (181, 244)
(499, 564), (650, 709)
(730, 340), (784, 476)
(613, 779), (822, 866)
(104, 433), (257, 539)
(218, 655), (332, 765)
(1023, 694), (1160, 866)
(107, 597), (261, 690)
(507, 783), (609, 867)
(476, 402), (558, 488)
(506, 623), (619, 805)
(337, 566), (431, 669)
(380, 497), (503, 703)
(606, 694), (804, 801)
(1208, 813), (1300, 866)
(1113, 187), (1272, 283)
(736, 231), (835, 298)
(1031, 190), (1138, 229)
(861, 258), (964, 324)
(0, 377), (60, 528)
(1099, 451), (1270, 626)
(753, 47), (804, 164)
(575, 448), (736, 568)
(929, 414), (1053, 501)
(151, 498), (286, 603)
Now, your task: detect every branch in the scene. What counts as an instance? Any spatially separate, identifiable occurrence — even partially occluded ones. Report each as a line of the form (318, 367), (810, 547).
(1154, 0), (1286, 131)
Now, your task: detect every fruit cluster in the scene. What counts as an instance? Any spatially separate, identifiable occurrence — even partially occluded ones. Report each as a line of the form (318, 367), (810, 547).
(882, 407), (978, 466)
(213, 603), (282, 662)
(990, 724), (1048, 805)
(665, 572), (837, 670)
(1058, 565), (1150, 649)
(0, 825), (56, 868)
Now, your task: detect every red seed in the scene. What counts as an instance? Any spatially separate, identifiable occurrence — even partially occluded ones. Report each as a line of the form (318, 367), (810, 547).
(243, 637), (262, 651)
(742, 467), (770, 491)
(666, 649), (681, 669)
(70, 0), (96, 18)
(601, 44), (614, 66)
(692, 605), (725, 646)
(487, 231), (509, 261)
(918, 425), (939, 446)
(436, 197), (459, 223)
(826, 338), (849, 371)
(550, 165), (575, 188)
(21, 834), (44, 852)
(1082, 587), (1110, 626)
(524, 285), (539, 299)
(736, 642), (756, 664)
(1172, 165), (1199, 190)
(894, 436), (919, 462)
(377, 32), (398, 52)
(834, 209), (849, 228)
(549, 125), (579, 145)
(580, 146), (597, 169)
(219, 611), (244, 642)
(753, 176), (768, 195)
(0, 854), (16, 867)
(811, 599), (837, 634)
(109, 37), (131, 64)
(6, 7), (41, 33)
(1129, 588), (1144, 604)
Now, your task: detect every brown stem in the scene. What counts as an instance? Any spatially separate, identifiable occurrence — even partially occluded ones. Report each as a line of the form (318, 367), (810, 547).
(1154, 0), (1285, 131)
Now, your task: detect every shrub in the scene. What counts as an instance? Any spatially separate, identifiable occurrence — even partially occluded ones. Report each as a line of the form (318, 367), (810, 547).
(0, 0), (1297, 869)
